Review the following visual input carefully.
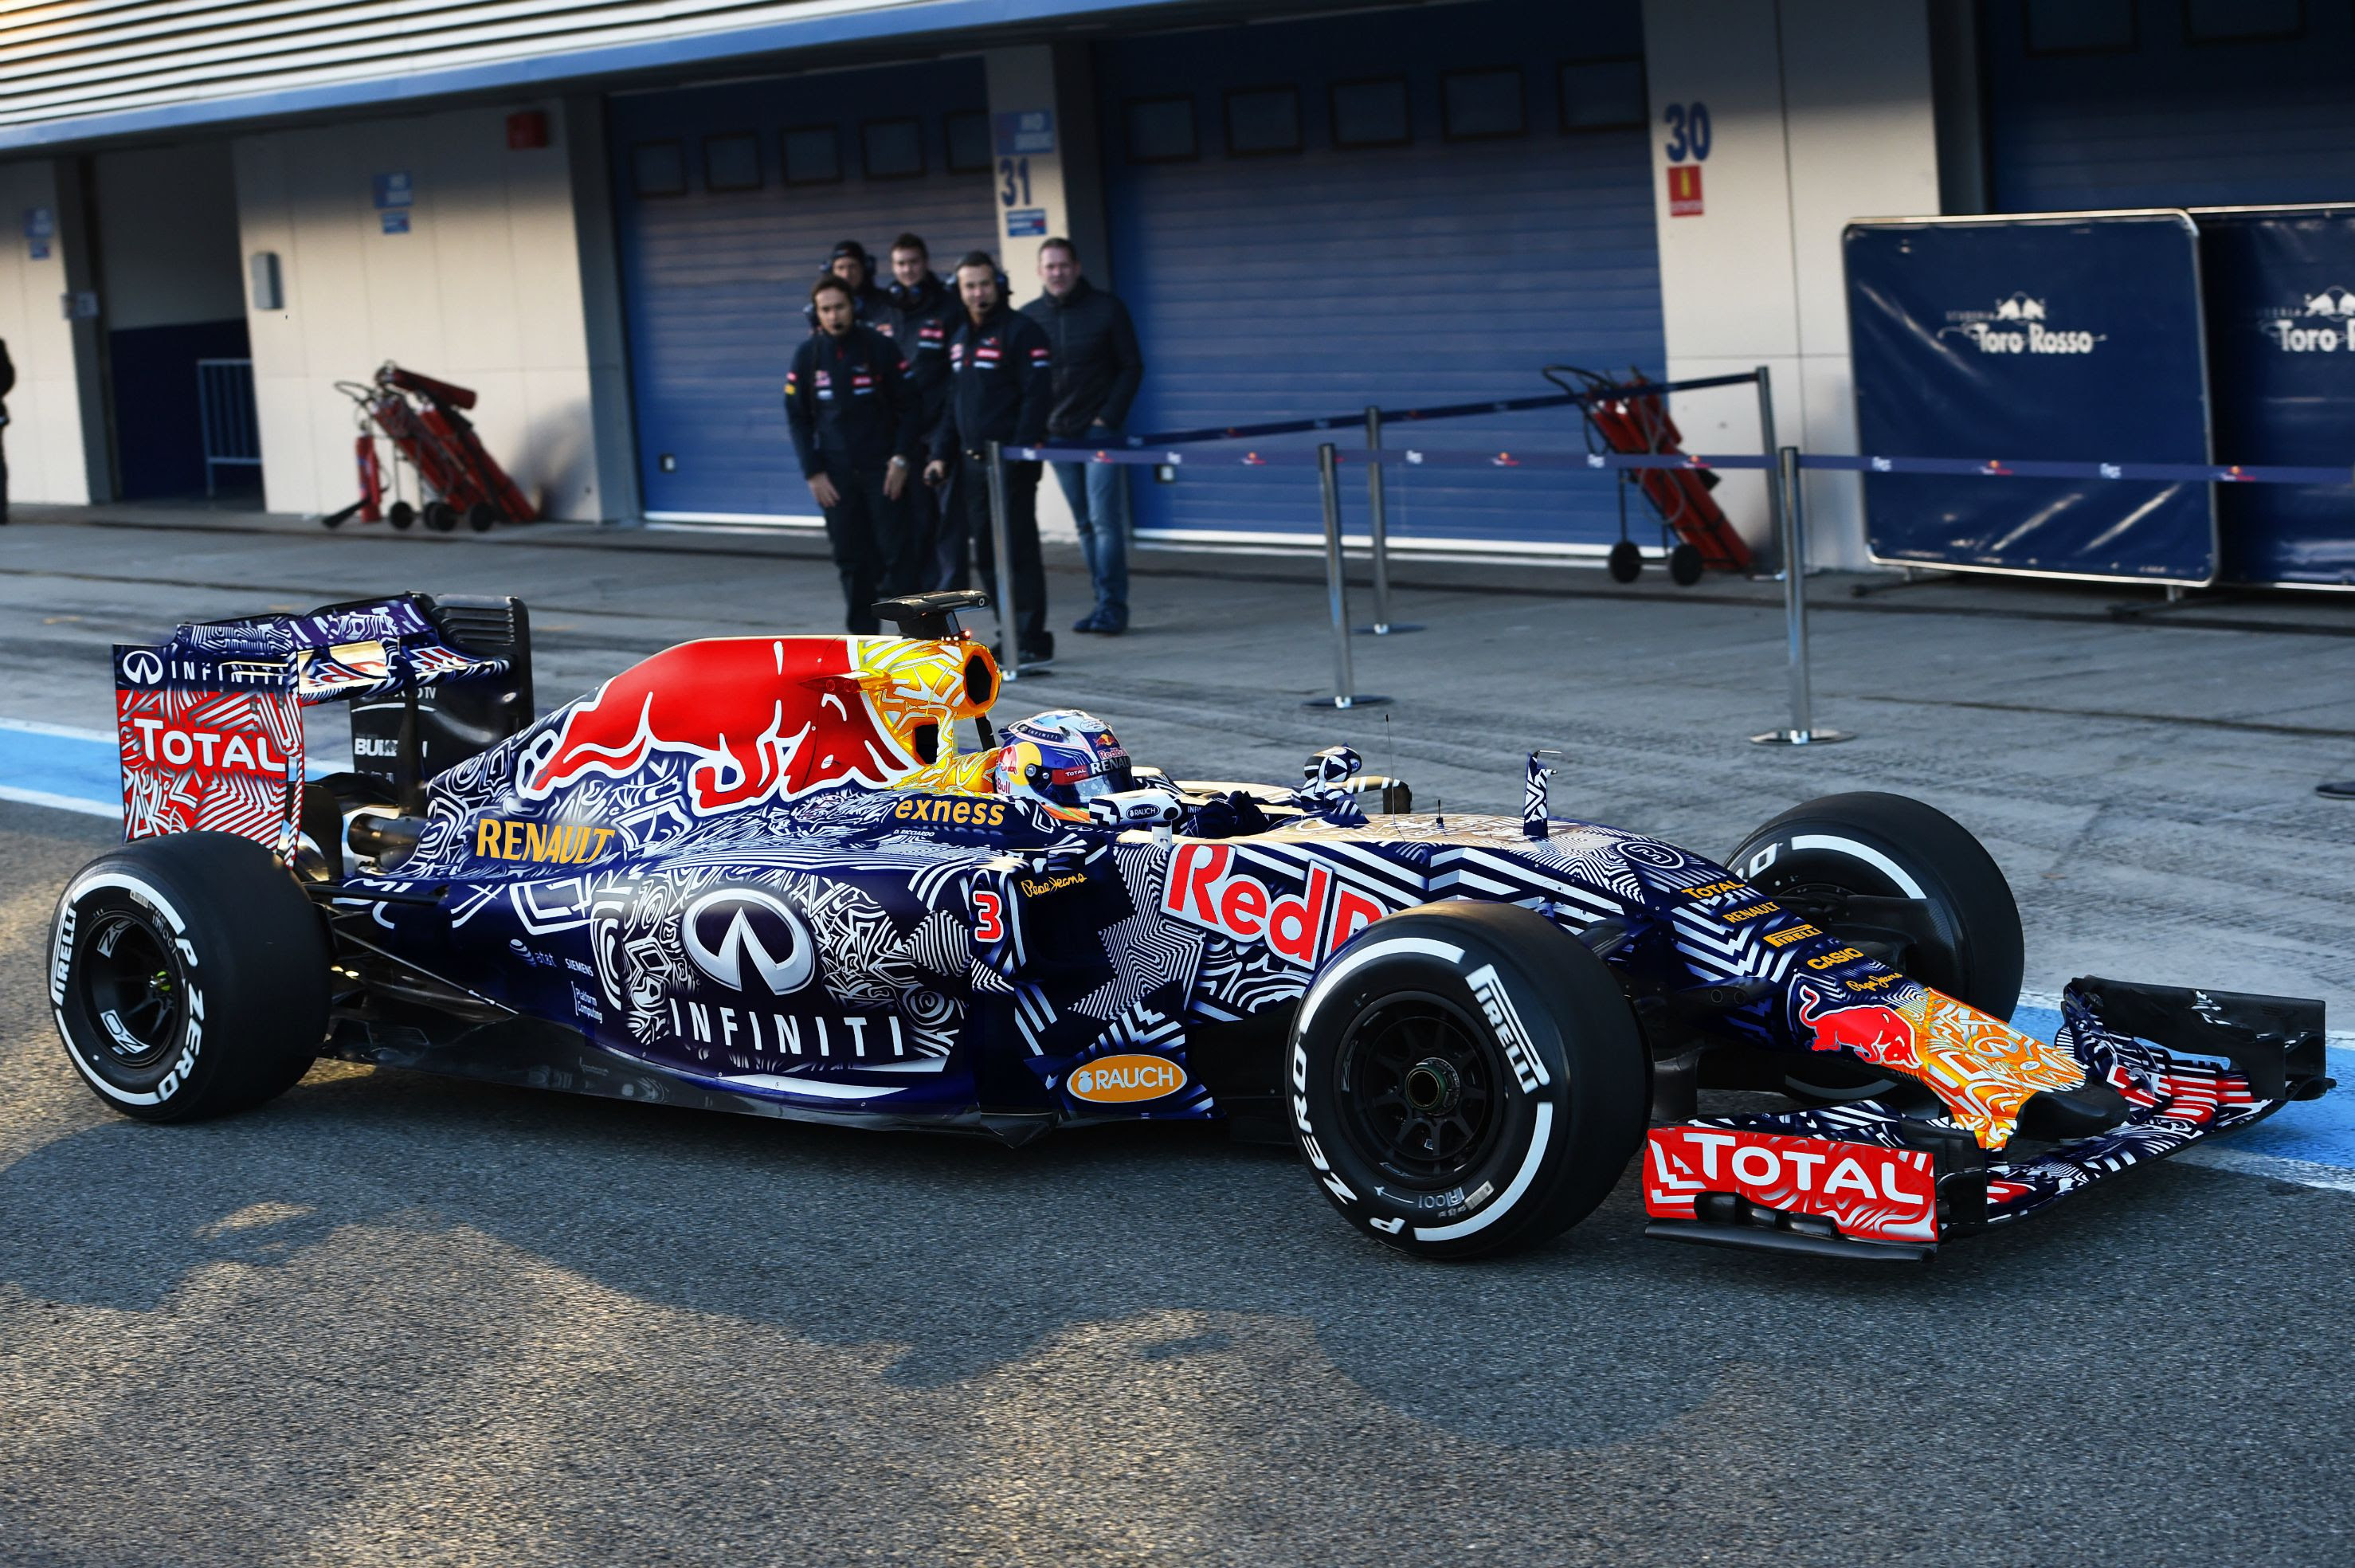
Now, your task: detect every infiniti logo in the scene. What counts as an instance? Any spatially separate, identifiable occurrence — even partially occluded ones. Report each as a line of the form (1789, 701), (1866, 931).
(122, 649), (163, 685)
(683, 888), (816, 997)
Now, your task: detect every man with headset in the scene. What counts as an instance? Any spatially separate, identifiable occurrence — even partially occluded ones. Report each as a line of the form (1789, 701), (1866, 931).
(786, 275), (922, 632)
(924, 251), (1056, 664)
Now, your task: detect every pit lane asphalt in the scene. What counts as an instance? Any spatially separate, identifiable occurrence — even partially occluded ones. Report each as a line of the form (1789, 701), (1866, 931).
(3, 512), (2354, 1566)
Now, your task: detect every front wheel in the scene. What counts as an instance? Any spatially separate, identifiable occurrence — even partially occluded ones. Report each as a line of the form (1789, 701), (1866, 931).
(1726, 791), (2024, 1103)
(1290, 902), (1648, 1260)
(50, 833), (328, 1123)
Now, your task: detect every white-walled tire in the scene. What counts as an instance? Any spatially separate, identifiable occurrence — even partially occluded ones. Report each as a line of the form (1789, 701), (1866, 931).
(1726, 792), (2024, 1105)
(1289, 902), (1647, 1260)
(50, 832), (329, 1123)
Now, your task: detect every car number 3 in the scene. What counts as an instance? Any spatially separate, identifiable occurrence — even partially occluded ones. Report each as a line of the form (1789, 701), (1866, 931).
(974, 890), (1005, 943)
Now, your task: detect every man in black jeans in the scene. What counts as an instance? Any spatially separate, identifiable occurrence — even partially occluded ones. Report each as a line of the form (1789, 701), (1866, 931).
(878, 233), (958, 591)
(1022, 237), (1143, 634)
(785, 276), (922, 633)
(924, 252), (1055, 664)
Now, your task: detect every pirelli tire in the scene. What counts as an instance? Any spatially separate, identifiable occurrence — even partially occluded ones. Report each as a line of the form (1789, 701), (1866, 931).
(1289, 901), (1648, 1260)
(49, 832), (329, 1123)
(1726, 792), (2024, 1107)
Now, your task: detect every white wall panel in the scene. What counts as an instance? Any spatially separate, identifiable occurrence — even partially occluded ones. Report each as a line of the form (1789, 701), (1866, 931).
(1642, 0), (1938, 568)
(0, 159), (96, 504)
(232, 99), (613, 519)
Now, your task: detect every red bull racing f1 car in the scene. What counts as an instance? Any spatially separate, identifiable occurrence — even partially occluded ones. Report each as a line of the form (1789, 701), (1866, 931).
(49, 591), (2330, 1261)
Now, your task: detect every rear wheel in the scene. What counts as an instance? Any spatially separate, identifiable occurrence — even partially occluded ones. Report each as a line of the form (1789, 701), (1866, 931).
(422, 500), (458, 533)
(1726, 792), (2024, 1103)
(464, 500), (496, 532)
(1607, 539), (1643, 583)
(50, 833), (328, 1123)
(1291, 902), (1647, 1259)
(387, 500), (416, 531)
(1667, 542), (1705, 586)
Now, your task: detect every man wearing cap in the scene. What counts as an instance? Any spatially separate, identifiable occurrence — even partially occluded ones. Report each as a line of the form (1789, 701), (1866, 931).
(803, 240), (889, 332)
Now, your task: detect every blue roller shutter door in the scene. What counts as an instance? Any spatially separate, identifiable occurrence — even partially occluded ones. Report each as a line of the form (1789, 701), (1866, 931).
(1982, 2), (2355, 211)
(610, 60), (997, 521)
(1098, 0), (1662, 550)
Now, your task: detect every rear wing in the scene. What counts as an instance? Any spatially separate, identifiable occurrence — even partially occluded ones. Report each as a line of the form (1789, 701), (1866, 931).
(113, 593), (523, 855)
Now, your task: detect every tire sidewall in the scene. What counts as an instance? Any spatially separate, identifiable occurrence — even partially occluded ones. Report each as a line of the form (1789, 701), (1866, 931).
(51, 866), (214, 1116)
(1291, 911), (1631, 1258)
(1726, 794), (2020, 1016)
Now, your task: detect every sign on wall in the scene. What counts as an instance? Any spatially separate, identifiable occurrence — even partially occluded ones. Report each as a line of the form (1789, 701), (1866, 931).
(2196, 206), (2355, 589)
(1844, 213), (2218, 584)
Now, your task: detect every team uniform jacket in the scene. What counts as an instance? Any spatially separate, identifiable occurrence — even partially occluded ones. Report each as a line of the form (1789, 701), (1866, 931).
(783, 325), (922, 480)
(878, 272), (958, 433)
(931, 304), (1054, 461)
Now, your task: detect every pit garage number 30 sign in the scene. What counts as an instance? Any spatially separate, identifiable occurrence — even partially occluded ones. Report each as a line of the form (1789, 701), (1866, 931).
(1663, 100), (1709, 218)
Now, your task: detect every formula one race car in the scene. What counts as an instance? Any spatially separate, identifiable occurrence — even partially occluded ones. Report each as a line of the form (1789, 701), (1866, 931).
(49, 591), (2330, 1261)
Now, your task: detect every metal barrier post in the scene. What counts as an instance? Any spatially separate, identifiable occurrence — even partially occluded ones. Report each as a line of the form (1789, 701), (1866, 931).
(1750, 445), (1851, 747)
(1307, 444), (1388, 710)
(1754, 364), (1781, 578)
(1357, 407), (1421, 636)
(985, 441), (1024, 682)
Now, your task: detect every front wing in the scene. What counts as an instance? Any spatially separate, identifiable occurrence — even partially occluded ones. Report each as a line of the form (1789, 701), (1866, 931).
(1643, 976), (2331, 1260)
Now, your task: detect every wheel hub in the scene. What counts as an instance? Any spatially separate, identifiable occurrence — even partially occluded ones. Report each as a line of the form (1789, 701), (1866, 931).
(1402, 1056), (1460, 1115)
(1336, 994), (1508, 1189)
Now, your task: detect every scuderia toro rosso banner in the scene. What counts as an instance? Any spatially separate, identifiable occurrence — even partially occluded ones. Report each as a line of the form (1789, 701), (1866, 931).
(2195, 206), (2355, 589)
(1844, 212), (2218, 585)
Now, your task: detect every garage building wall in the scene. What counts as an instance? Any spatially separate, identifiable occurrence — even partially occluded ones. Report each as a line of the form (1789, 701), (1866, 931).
(0, 159), (102, 505)
(1981, 0), (2355, 213)
(608, 58), (997, 523)
(232, 100), (617, 520)
(1641, 0), (1941, 569)
(1099, 0), (1666, 554)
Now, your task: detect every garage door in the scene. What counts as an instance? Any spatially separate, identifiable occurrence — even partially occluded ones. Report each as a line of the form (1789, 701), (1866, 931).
(610, 60), (998, 522)
(1096, 0), (1661, 551)
(1982, 0), (2355, 212)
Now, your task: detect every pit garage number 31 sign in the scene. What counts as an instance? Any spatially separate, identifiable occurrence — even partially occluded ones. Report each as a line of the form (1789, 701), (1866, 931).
(1663, 101), (1709, 217)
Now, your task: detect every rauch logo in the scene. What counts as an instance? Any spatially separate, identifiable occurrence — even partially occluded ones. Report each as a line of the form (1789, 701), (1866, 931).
(1942, 292), (2100, 355)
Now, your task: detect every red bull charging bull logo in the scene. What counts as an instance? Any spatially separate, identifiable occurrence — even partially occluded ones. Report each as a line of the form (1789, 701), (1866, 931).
(520, 637), (922, 814)
(1796, 986), (1921, 1072)
(1792, 980), (2088, 1149)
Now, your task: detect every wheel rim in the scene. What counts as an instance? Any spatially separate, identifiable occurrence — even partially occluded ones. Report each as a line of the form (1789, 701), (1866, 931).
(1335, 991), (1510, 1188)
(76, 909), (185, 1071)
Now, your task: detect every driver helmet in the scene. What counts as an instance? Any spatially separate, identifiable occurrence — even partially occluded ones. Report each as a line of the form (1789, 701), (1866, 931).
(993, 710), (1134, 820)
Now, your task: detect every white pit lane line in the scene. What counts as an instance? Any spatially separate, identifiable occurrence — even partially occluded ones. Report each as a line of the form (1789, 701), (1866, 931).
(2014, 990), (2355, 1197)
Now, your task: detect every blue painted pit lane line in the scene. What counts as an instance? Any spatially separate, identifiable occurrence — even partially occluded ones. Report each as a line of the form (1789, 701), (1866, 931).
(4, 718), (2349, 1188)
(0, 719), (123, 819)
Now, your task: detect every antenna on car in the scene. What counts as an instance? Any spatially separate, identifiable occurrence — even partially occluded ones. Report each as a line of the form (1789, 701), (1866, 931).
(869, 590), (991, 641)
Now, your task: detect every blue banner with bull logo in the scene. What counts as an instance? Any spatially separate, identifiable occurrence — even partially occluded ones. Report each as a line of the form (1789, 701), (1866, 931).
(2196, 206), (2355, 589)
(1844, 214), (2217, 584)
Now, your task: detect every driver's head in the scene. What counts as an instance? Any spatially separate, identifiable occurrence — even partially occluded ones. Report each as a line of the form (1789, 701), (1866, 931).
(993, 711), (1134, 820)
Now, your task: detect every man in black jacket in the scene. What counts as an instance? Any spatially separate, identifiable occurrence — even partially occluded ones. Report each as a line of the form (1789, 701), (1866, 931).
(924, 251), (1056, 663)
(0, 337), (12, 523)
(1022, 237), (1143, 634)
(880, 233), (958, 590)
(786, 276), (923, 633)
(801, 240), (889, 335)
